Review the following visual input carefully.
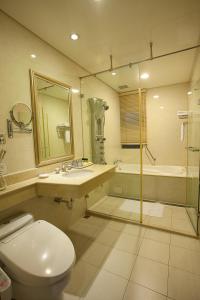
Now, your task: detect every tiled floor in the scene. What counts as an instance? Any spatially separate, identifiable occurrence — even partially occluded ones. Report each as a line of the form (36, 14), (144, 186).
(87, 196), (196, 236)
(64, 216), (200, 300)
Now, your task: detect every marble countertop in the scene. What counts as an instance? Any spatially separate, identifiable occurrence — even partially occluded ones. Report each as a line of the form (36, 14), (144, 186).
(0, 164), (116, 199)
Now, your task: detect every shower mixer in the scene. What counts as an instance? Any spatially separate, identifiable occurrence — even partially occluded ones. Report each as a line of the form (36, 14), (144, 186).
(89, 98), (109, 164)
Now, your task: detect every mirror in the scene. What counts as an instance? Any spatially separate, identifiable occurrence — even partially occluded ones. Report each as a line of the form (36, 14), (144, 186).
(30, 71), (74, 166)
(10, 103), (32, 128)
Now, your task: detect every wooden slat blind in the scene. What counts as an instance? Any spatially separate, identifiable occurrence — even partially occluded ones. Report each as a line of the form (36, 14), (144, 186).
(119, 92), (147, 144)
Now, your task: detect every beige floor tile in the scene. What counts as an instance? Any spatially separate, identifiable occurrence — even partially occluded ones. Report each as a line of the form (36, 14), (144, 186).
(144, 228), (171, 244)
(162, 206), (172, 218)
(83, 270), (127, 300)
(171, 234), (200, 252)
(148, 216), (172, 229)
(142, 215), (151, 224)
(172, 214), (189, 222)
(112, 208), (133, 220)
(114, 232), (142, 254)
(102, 248), (136, 279)
(123, 223), (146, 237)
(86, 216), (109, 227)
(128, 212), (141, 222)
(95, 228), (121, 246)
(171, 206), (187, 218)
(81, 241), (111, 267)
(168, 267), (200, 300)
(130, 257), (168, 295)
(107, 220), (126, 231)
(171, 218), (195, 235)
(170, 245), (200, 275)
(66, 232), (91, 261)
(70, 220), (100, 239)
(63, 293), (80, 300)
(139, 239), (169, 264)
(123, 282), (167, 300)
(65, 261), (98, 297)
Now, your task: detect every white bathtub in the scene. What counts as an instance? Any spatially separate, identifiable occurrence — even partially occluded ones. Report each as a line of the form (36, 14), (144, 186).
(108, 163), (187, 205)
(117, 163), (186, 178)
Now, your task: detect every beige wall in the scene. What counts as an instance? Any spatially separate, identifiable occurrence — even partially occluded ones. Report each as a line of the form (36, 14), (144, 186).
(82, 79), (189, 166)
(0, 195), (86, 233)
(0, 12), (120, 228)
(0, 11), (85, 174)
(146, 83), (188, 166)
(120, 83), (189, 166)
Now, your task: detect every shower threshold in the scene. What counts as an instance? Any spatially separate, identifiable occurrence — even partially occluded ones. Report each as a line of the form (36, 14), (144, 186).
(87, 195), (197, 237)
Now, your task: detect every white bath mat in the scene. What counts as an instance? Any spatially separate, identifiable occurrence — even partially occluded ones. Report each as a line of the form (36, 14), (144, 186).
(119, 199), (164, 217)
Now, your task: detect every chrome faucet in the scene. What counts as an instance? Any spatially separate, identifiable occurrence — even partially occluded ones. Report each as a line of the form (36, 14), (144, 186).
(58, 159), (83, 173)
(113, 159), (122, 165)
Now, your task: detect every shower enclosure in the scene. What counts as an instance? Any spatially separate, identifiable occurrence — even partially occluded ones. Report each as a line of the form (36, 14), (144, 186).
(80, 64), (143, 224)
(80, 47), (200, 236)
(186, 75), (200, 234)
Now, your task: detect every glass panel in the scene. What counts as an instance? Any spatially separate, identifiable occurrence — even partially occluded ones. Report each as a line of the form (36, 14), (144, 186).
(186, 49), (200, 233)
(138, 49), (197, 235)
(80, 64), (143, 223)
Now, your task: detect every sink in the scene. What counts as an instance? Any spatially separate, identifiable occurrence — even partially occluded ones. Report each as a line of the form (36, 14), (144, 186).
(61, 169), (94, 178)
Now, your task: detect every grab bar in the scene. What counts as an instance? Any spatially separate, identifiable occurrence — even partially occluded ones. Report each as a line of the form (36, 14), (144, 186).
(144, 145), (156, 163)
(186, 146), (200, 152)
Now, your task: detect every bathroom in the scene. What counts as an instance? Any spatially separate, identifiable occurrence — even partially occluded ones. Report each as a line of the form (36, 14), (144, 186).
(0, 1), (200, 300)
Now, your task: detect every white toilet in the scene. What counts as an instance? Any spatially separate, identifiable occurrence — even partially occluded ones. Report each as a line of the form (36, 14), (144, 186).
(0, 214), (76, 300)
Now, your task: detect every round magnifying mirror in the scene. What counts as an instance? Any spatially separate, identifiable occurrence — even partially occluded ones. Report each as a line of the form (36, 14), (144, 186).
(10, 103), (32, 128)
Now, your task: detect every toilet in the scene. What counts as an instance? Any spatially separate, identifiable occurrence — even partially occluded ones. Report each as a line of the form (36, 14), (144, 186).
(0, 214), (76, 300)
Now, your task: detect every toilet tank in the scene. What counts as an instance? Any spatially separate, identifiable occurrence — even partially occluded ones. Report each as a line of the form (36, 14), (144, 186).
(0, 214), (34, 240)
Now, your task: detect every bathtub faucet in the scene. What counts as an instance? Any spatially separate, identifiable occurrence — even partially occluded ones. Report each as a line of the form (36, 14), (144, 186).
(113, 160), (122, 166)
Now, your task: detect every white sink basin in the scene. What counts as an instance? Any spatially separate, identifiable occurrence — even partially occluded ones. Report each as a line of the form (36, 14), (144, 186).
(62, 169), (94, 178)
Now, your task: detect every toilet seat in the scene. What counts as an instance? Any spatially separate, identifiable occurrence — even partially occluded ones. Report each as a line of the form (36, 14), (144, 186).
(0, 220), (75, 287)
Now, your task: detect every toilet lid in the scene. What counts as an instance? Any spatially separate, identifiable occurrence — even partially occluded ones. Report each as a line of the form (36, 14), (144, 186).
(0, 221), (75, 286)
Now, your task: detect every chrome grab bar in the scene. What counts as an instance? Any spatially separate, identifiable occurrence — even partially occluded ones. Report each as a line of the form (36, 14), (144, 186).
(186, 146), (200, 152)
(144, 144), (156, 163)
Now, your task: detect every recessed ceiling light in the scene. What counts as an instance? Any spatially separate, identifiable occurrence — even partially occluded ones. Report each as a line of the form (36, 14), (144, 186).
(153, 95), (159, 99)
(140, 73), (149, 80)
(111, 71), (117, 76)
(30, 54), (37, 59)
(72, 88), (79, 94)
(70, 33), (79, 40)
(160, 106), (164, 110)
(187, 91), (192, 95)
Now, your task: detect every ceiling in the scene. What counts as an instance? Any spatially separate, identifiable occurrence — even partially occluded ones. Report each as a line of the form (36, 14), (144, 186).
(95, 48), (197, 92)
(1, 0), (200, 75)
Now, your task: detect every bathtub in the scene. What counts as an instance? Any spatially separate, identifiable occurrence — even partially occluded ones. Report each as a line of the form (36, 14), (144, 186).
(108, 163), (187, 205)
(117, 163), (186, 177)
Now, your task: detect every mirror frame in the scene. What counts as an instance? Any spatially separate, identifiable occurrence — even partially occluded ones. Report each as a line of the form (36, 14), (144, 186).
(30, 70), (74, 167)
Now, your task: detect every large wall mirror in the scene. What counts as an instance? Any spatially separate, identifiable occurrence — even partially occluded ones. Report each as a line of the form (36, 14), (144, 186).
(30, 71), (74, 166)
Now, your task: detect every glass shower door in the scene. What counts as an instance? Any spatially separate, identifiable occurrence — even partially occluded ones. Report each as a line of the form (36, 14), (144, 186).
(186, 79), (200, 233)
(80, 63), (143, 224)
